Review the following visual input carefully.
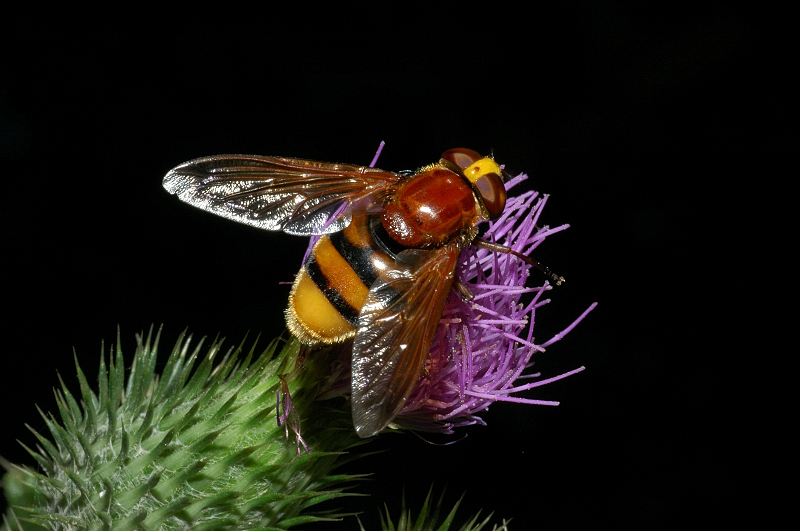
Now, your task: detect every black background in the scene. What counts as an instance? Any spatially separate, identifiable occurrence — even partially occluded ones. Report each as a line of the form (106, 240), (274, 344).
(1, 6), (789, 529)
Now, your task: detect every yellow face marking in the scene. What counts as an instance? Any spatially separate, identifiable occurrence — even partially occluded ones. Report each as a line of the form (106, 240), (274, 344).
(463, 157), (502, 184)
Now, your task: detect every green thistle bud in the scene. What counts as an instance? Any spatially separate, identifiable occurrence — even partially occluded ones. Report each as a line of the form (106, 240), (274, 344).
(367, 488), (511, 531)
(2, 327), (365, 530)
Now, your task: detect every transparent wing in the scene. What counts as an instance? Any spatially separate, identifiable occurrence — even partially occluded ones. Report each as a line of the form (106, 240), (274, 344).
(163, 154), (399, 235)
(351, 245), (461, 437)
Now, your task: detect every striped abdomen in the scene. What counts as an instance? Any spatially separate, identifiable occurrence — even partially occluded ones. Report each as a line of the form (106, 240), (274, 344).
(285, 214), (399, 344)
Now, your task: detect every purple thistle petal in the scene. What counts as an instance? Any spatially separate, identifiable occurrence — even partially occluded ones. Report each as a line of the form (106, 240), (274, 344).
(540, 302), (599, 348)
(369, 140), (386, 168)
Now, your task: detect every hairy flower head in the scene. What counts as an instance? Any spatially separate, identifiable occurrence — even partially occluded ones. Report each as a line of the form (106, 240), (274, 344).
(395, 172), (595, 433)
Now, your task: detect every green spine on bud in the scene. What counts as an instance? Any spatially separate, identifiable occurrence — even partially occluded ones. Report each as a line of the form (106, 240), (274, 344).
(2, 327), (364, 531)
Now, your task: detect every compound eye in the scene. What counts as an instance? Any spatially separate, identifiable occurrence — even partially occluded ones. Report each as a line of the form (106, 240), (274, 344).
(441, 148), (483, 169)
(474, 172), (506, 220)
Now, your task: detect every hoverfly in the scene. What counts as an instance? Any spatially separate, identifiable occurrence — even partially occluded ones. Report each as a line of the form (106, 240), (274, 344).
(163, 147), (562, 437)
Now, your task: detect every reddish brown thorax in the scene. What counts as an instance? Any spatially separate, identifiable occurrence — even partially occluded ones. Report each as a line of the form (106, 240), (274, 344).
(381, 167), (480, 248)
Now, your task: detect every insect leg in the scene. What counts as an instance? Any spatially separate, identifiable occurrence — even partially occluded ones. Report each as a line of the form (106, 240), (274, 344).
(474, 238), (565, 286)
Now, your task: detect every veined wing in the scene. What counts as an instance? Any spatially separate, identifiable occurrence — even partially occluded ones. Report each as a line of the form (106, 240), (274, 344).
(351, 245), (461, 437)
(163, 154), (399, 235)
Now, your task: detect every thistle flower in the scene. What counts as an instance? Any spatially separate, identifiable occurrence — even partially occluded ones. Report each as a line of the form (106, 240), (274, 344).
(395, 173), (596, 433)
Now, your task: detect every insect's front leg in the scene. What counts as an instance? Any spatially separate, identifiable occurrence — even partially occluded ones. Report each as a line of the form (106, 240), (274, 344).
(474, 238), (565, 286)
